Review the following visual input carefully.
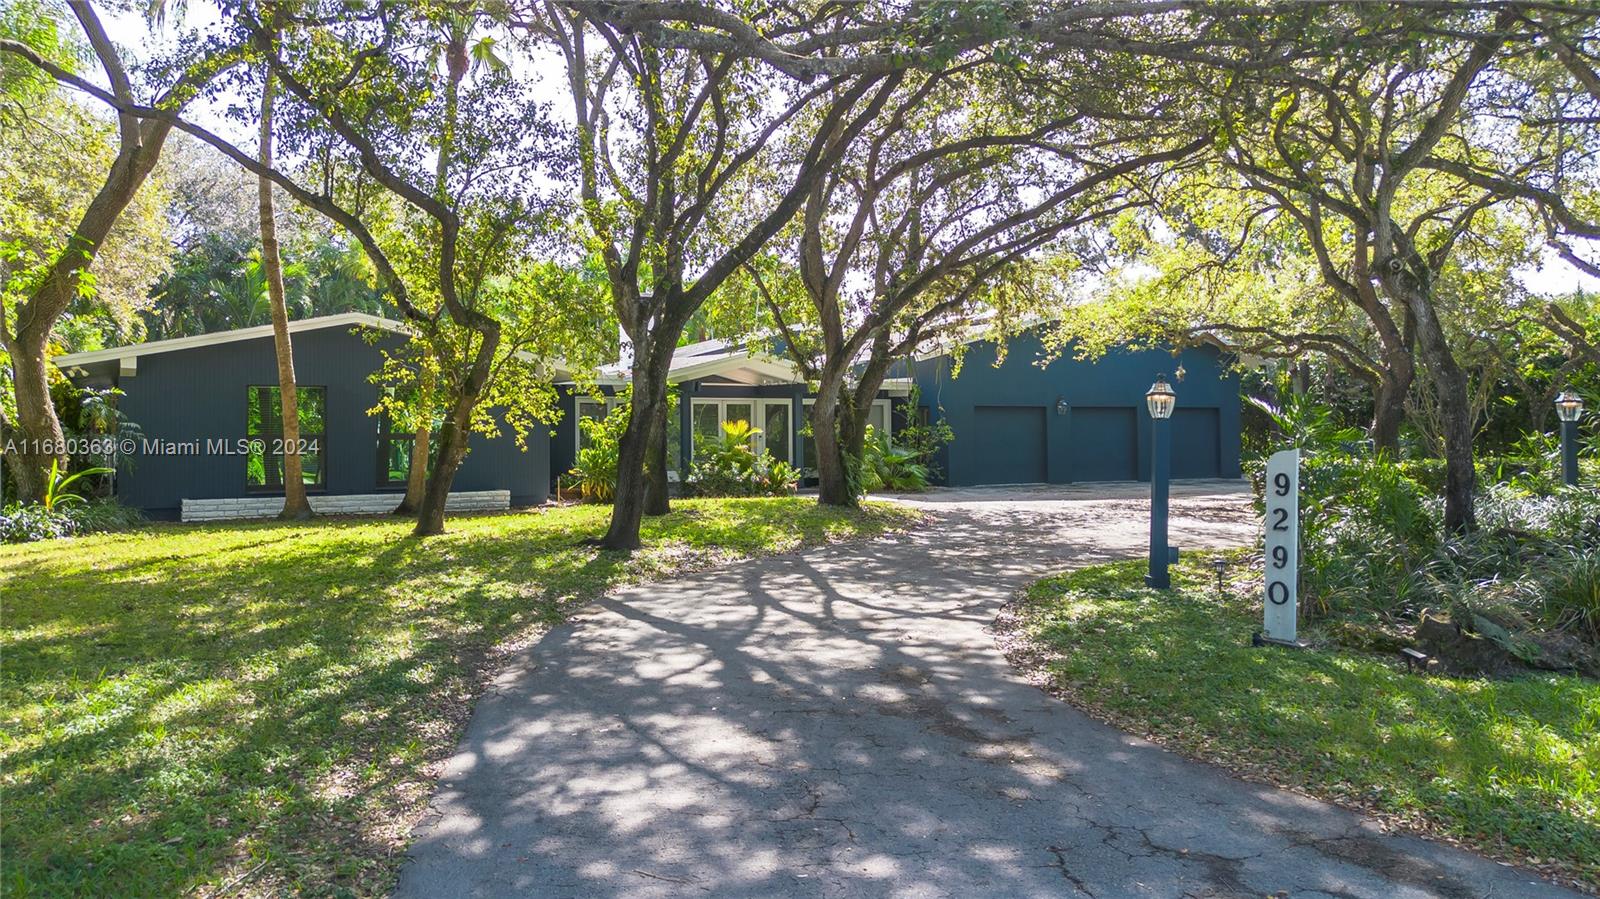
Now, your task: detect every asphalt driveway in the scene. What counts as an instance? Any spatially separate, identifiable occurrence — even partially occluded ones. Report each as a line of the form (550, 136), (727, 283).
(395, 482), (1578, 898)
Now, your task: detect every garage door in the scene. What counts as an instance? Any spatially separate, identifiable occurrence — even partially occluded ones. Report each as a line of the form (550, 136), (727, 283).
(971, 406), (1047, 484)
(1172, 407), (1221, 479)
(1070, 407), (1137, 481)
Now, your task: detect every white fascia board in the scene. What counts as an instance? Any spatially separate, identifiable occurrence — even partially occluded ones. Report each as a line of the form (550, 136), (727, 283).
(52, 313), (411, 369)
(56, 313), (574, 380)
(667, 353), (804, 385)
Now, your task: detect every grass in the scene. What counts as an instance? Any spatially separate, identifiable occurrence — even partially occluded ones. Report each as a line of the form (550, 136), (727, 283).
(1012, 552), (1600, 893)
(0, 498), (918, 898)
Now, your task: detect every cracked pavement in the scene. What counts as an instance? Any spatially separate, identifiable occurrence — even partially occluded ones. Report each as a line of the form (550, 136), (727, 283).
(395, 482), (1579, 898)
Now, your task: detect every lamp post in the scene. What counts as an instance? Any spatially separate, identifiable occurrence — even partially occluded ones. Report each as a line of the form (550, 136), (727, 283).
(1146, 374), (1177, 589)
(1556, 389), (1584, 487)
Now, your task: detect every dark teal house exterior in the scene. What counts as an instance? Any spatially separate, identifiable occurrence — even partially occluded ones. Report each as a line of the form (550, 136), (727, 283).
(54, 314), (551, 520)
(908, 328), (1242, 486)
(56, 314), (1239, 520)
(550, 327), (1241, 489)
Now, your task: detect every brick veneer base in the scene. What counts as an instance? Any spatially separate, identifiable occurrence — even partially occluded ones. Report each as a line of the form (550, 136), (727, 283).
(181, 490), (510, 522)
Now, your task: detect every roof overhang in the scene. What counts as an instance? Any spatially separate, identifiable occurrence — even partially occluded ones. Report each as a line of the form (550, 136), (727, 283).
(669, 353), (804, 386)
(573, 350), (805, 388)
(52, 312), (573, 381)
(52, 313), (411, 375)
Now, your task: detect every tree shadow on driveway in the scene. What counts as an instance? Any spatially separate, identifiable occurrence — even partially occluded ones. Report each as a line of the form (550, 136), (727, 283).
(397, 486), (1576, 899)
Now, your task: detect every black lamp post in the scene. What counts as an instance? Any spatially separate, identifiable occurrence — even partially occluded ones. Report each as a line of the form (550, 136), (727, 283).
(1146, 374), (1176, 589)
(1557, 389), (1584, 487)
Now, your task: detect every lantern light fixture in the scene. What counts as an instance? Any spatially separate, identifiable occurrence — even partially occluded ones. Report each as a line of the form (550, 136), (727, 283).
(1556, 390), (1584, 423)
(1146, 375), (1177, 420)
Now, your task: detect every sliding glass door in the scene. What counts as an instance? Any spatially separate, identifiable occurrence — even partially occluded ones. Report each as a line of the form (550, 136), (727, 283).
(690, 398), (792, 462)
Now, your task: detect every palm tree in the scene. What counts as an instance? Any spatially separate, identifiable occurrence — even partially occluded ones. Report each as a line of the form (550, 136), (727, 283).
(259, 71), (312, 520)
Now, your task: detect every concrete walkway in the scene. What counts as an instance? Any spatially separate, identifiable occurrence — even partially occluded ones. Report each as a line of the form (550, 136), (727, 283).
(396, 482), (1577, 898)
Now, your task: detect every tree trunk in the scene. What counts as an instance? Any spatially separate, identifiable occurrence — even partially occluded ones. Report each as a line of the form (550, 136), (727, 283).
(4, 339), (64, 503)
(810, 376), (857, 509)
(643, 402), (670, 516)
(602, 341), (674, 549)
(1395, 282), (1477, 533)
(258, 75), (311, 520)
(394, 364), (435, 516)
(414, 401), (471, 537)
(1370, 354), (1414, 455)
(3, 151), (171, 501)
(414, 331), (499, 536)
(1434, 357), (1478, 533)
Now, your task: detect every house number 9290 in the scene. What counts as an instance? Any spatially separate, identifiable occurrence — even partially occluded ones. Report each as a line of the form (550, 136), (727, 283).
(1262, 449), (1300, 640)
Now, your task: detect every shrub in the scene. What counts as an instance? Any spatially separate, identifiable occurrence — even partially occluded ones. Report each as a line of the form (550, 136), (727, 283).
(0, 500), (142, 544)
(1534, 547), (1600, 645)
(888, 415), (954, 482)
(565, 402), (628, 502)
(0, 505), (75, 543)
(1287, 452), (1600, 656)
(859, 426), (930, 492)
(687, 421), (798, 497)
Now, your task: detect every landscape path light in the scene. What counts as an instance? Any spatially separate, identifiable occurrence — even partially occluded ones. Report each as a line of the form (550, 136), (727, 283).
(1557, 389), (1584, 487)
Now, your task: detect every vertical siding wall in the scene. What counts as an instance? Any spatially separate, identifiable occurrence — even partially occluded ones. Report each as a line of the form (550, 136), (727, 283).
(910, 331), (1243, 486)
(113, 328), (549, 518)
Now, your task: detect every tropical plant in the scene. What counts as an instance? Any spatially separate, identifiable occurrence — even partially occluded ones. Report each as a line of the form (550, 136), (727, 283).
(687, 421), (798, 497)
(891, 410), (954, 481)
(40, 460), (112, 512)
(1244, 383), (1365, 460)
(566, 402), (628, 503)
(859, 426), (931, 493)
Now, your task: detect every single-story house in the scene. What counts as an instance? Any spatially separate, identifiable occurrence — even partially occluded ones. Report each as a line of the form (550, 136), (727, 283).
(53, 313), (553, 521)
(54, 315), (1241, 520)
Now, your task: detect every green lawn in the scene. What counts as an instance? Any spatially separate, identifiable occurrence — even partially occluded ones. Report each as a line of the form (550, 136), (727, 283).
(0, 498), (918, 898)
(1014, 553), (1600, 893)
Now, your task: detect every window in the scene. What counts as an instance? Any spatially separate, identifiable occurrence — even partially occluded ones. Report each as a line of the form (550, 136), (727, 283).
(376, 413), (439, 487)
(576, 397), (617, 453)
(247, 386), (326, 491)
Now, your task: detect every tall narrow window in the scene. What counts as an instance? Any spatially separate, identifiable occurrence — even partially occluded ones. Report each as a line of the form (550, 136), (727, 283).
(376, 413), (438, 487)
(247, 386), (326, 491)
(576, 399), (611, 452)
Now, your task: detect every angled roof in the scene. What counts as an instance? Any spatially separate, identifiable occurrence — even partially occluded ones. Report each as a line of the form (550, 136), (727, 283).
(52, 313), (410, 369)
(590, 339), (806, 387)
(52, 312), (571, 379)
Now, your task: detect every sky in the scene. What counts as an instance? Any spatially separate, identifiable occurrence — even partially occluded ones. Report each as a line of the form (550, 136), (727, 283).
(87, 3), (1600, 300)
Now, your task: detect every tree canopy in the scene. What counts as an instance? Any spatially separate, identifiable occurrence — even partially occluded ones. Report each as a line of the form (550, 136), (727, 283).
(2, 0), (1598, 537)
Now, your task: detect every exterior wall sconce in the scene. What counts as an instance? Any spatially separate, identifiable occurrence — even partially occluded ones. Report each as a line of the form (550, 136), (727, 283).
(1056, 397), (1069, 416)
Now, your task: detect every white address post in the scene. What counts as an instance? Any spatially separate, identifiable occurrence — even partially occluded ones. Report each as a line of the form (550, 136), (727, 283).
(1262, 448), (1301, 644)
